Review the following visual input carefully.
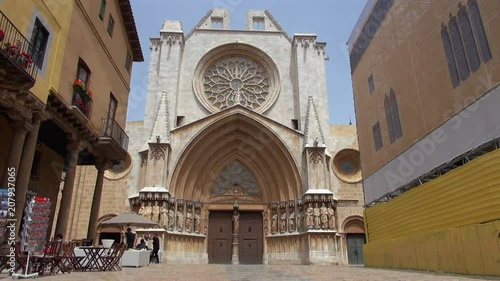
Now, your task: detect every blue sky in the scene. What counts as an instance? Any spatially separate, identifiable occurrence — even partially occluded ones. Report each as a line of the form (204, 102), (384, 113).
(127, 0), (368, 125)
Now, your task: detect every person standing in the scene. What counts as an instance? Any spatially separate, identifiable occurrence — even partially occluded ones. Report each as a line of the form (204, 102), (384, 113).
(125, 227), (135, 250)
(151, 234), (160, 263)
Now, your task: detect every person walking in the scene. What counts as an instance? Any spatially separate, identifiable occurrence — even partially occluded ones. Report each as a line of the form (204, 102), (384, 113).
(151, 234), (160, 263)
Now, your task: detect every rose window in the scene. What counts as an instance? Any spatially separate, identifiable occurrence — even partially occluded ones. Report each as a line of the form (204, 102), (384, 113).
(203, 56), (270, 111)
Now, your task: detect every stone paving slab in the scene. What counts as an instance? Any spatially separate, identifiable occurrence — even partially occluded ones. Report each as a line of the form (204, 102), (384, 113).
(1, 264), (499, 281)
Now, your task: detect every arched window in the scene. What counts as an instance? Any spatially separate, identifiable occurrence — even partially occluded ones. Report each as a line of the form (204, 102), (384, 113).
(468, 0), (492, 63)
(384, 95), (395, 143)
(449, 16), (469, 81)
(389, 89), (402, 139)
(458, 5), (480, 72)
(441, 25), (460, 88)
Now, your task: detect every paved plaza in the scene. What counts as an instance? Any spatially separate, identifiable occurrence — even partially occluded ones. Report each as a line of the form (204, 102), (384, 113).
(2, 264), (499, 281)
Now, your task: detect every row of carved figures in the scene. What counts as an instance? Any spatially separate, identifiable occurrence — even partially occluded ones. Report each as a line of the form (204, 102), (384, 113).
(266, 202), (336, 235)
(137, 201), (203, 234)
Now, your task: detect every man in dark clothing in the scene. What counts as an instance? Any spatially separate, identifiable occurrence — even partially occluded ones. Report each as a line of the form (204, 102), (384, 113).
(125, 227), (135, 250)
(151, 234), (160, 263)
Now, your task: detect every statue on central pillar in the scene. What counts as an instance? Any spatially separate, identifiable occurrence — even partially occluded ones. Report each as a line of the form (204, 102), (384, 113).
(232, 212), (239, 235)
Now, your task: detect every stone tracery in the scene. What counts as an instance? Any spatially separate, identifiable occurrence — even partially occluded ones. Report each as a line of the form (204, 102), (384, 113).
(203, 56), (270, 111)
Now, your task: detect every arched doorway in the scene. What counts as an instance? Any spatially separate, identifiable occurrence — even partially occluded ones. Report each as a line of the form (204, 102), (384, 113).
(97, 214), (121, 245)
(343, 216), (366, 265)
(169, 110), (301, 264)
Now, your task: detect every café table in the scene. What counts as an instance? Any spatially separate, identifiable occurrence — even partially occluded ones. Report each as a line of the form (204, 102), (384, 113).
(78, 246), (108, 271)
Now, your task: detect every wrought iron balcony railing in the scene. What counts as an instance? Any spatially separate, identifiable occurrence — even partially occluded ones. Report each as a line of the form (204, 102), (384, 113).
(0, 10), (39, 81)
(101, 118), (129, 151)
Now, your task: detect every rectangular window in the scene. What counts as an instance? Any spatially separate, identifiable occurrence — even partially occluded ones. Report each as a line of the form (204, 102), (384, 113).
(291, 119), (299, 130)
(368, 74), (374, 94)
(372, 122), (383, 151)
(176, 116), (185, 127)
(107, 15), (115, 37)
(125, 53), (132, 72)
(211, 17), (223, 29)
(99, 0), (106, 20)
(77, 59), (91, 86)
(108, 94), (118, 121)
(29, 18), (50, 69)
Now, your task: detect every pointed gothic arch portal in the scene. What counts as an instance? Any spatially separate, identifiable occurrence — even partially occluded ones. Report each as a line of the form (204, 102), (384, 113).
(169, 110), (301, 204)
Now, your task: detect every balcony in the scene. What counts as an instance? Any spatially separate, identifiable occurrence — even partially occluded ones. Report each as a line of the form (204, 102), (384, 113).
(0, 11), (38, 91)
(71, 85), (93, 118)
(96, 118), (129, 162)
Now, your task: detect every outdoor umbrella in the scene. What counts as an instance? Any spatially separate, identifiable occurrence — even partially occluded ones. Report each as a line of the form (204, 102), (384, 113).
(100, 211), (159, 228)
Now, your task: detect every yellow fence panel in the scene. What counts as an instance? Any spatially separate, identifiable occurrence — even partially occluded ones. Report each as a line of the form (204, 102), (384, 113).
(476, 223), (500, 276)
(449, 226), (467, 274)
(461, 225), (485, 275)
(363, 220), (500, 276)
(435, 229), (453, 273)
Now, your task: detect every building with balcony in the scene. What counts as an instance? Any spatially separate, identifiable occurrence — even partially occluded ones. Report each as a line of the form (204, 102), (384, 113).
(67, 9), (366, 265)
(0, 0), (142, 247)
(349, 0), (499, 276)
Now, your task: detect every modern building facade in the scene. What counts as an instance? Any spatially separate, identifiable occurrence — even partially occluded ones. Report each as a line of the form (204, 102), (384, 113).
(68, 9), (366, 265)
(349, 0), (499, 276)
(0, 0), (142, 247)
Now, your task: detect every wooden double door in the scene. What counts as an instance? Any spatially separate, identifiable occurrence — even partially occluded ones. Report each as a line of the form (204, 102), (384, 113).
(208, 211), (263, 264)
(347, 233), (366, 265)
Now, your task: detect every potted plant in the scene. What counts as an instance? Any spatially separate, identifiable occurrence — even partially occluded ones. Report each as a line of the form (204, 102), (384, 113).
(73, 79), (93, 101)
(21, 52), (33, 69)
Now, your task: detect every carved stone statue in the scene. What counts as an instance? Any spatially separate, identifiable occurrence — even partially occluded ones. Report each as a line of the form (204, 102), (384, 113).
(203, 213), (208, 235)
(194, 210), (201, 234)
(296, 209), (302, 231)
(280, 211), (286, 233)
(152, 201), (160, 223)
(177, 206), (184, 231)
(320, 203), (328, 229)
(185, 208), (193, 233)
(168, 207), (175, 230)
(144, 202), (153, 220)
(306, 203), (314, 228)
(271, 212), (278, 234)
(327, 207), (336, 230)
(263, 211), (268, 235)
(160, 202), (168, 226)
(313, 203), (321, 229)
(288, 211), (295, 232)
(233, 212), (240, 235)
(138, 202), (145, 216)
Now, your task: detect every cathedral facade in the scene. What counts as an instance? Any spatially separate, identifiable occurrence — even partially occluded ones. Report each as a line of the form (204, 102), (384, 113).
(69, 9), (365, 265)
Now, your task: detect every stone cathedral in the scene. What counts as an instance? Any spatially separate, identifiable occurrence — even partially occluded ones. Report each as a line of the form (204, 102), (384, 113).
(69, 9), (366, 265)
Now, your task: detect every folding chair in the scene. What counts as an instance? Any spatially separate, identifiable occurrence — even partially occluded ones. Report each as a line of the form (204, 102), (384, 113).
(33, 241), (62, 276)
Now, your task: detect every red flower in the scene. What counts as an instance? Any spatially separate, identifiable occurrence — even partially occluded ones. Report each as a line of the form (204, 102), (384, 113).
(0, 30), (4, 38)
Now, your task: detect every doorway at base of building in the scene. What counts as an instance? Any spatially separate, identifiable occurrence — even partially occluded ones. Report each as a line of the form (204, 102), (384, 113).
(347, 233), (365, 265)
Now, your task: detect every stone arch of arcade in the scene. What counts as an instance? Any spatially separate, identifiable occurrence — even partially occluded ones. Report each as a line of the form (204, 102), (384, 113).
(169, 112), (301, 204)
